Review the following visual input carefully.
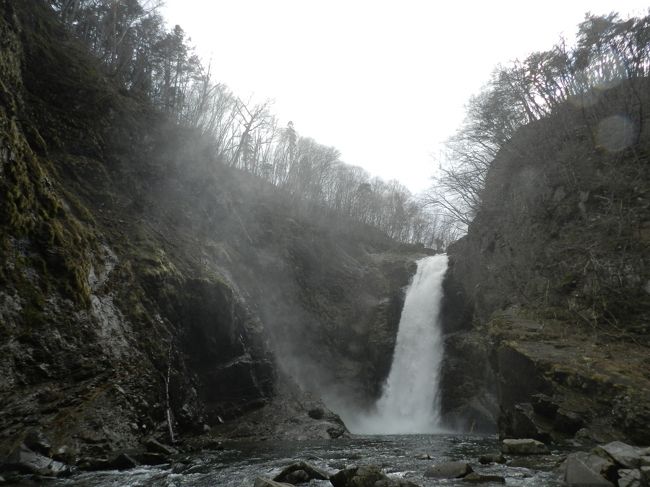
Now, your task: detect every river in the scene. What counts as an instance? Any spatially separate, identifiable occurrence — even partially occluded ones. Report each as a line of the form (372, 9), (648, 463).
(43, 434), (566, 486)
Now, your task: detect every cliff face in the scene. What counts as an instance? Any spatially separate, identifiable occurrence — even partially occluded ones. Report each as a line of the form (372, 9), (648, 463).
(0, 1), (422, 459)
(440, 79), (650, 444)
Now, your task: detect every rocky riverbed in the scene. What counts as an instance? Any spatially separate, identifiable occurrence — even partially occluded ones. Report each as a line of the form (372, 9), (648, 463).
(0, 434), (572, 486)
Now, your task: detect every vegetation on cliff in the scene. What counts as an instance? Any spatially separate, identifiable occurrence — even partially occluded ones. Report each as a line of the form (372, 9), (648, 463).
(45, 0), (450, 247)
(436, 11), (650, 445)
(0, 0), (428, 464)
(428, 12), (650, 232)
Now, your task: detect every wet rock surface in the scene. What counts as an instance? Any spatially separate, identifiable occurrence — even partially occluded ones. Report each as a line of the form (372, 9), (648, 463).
(562, 441), (650, 487)
(501, 438), (549, 455)
(563, 452), (616, 486)
(478, 453), (506, 464)
(273, 460), (329, 483)
(462, 472), (506, 483)
(331, 465), (421, 487)
(3, 443), (69, 477)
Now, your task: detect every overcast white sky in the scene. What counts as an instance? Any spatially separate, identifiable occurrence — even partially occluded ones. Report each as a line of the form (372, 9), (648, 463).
(161, 1), (648, 194)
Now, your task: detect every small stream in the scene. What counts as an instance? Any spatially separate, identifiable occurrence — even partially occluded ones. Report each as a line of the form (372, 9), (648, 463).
(44, 434), (566, 486)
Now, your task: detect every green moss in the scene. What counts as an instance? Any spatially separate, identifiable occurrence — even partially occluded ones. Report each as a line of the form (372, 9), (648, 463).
(60, 187), (95, 224)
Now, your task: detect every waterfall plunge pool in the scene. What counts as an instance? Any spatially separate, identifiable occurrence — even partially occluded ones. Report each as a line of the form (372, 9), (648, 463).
(39, 255), (569, 486)
(41, 434), (567, 486)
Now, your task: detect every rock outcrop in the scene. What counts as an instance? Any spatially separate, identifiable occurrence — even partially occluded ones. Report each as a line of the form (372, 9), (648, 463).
(438, 76), (650, 444)
(563, 441), (650, 487)
(331, 465), (421, 487)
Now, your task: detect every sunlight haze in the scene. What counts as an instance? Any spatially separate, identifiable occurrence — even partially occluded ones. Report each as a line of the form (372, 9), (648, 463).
(161, 0), (649, 193)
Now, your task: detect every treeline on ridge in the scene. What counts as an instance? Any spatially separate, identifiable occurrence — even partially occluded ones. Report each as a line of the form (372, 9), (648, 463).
(427, 11), (650, 229)
(47, 0), (450, 248)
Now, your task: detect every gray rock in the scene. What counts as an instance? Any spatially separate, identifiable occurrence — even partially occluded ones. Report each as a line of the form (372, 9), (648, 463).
(463, 472), (506, 483)
(563, 452), (614, 486)
(144, 438), (178, 456)
(273, 461), (329, 483)
(595, 441), (643, 468)
(501, 438), (548, 455)
(6, 444), (68, 476)
(331, 465), (386, 487)
(424, 461), (473, 478)
(330, 466), (420, 487)
(24, 430), (52, 457)
(254, 478), (294, 487)
(284, 470), (309, 484)
(617, 469), (642, 487)
(478, 453), (506, 464)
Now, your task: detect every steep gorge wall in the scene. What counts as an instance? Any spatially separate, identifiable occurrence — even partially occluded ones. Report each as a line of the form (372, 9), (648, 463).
(0, 1), (422, 459)
(439, 81), (650, 444)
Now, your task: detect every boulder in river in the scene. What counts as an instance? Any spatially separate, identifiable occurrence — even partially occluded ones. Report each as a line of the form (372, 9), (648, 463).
(330, 465), (420, 487)
(331, 465), (387, 487)
(595, 441), (646, 468)
(478, 453), (506, 464)
(5, 443), (69, 476)
(563, 451), (615, 486)
(501, 438), (548, 455)
(273, 461), (329, 483)
(423, 461), (473, 478)
(463, 472), (506, 483)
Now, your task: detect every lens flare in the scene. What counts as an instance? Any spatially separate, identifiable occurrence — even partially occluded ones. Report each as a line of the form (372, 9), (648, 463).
(595, 115), (636, 152)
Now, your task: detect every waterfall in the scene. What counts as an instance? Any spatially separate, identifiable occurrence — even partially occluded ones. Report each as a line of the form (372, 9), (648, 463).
(347, 254), (448, 434)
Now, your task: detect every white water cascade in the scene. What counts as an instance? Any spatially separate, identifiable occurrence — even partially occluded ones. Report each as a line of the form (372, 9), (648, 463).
(348, 254), (449, 434)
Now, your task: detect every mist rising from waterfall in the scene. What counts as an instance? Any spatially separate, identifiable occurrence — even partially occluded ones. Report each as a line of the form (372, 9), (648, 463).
(345, 254), (448, 434)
